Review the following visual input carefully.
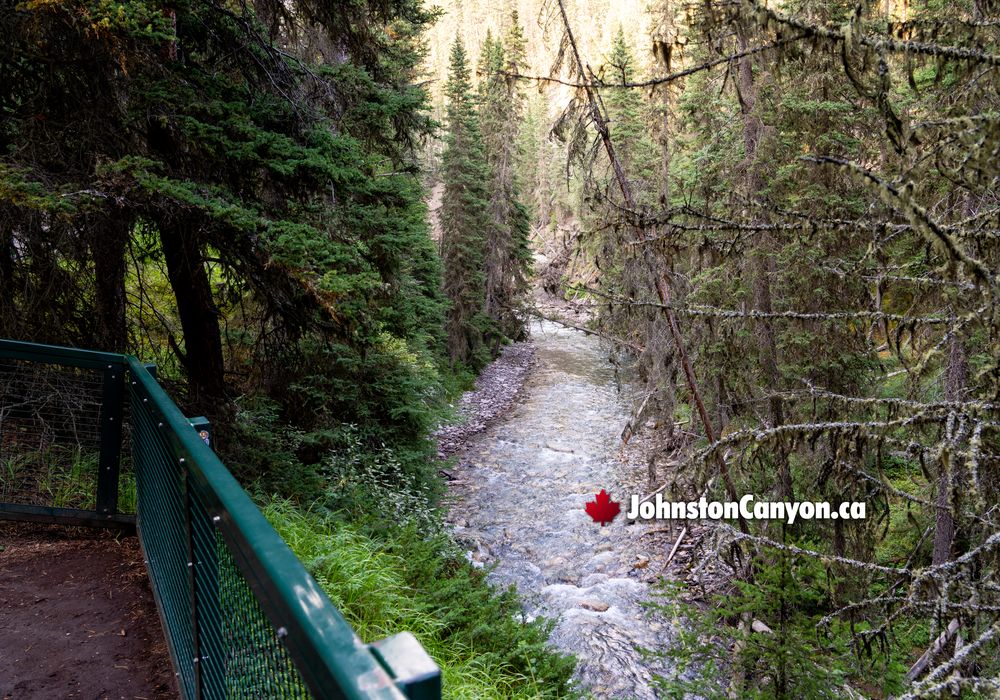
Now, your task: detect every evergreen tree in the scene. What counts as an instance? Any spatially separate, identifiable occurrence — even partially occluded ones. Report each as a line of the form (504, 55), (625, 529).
(586, 27), (660, 347)
(0, 0), (449, 488)
(602, 26), (659, 191)
(440, 35), (493, 369)
(478, 18), (533, 343)
(546, 1), (1000, 695)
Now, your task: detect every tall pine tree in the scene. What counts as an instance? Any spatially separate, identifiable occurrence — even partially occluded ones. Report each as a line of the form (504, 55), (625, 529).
(587, 27), (660, 347)
(603, 26), (658, 189)
(478, 18), (533, 344)
(440, 36), (493, 369)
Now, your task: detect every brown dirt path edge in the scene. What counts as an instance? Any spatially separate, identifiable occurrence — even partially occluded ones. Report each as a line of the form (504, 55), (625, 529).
(0, 524), (177, 700)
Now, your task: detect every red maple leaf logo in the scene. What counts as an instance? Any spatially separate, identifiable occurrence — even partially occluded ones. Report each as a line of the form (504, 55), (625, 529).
(585, 489), (620, 525)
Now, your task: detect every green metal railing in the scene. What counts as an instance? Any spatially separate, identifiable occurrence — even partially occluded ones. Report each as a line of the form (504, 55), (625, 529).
(0, 340), (131, 525)
(0, 339), (441, 700)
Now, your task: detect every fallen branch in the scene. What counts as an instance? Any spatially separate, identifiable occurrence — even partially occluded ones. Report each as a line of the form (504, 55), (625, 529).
(664, 526), (688, 567)
(906, 618), (960, 682)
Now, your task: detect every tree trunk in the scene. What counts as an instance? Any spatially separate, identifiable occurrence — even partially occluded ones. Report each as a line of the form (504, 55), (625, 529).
(92, 216), (130, 352)
(0, 222), (15, 333)
(932, 331), (966, 566)
(737, 28), (792, 499)
(159, 220), (227, 410)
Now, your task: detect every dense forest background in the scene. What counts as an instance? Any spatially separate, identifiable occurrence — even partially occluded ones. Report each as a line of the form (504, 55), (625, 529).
(424, 0), (1000, 693)
(3, 0), (1000, 696)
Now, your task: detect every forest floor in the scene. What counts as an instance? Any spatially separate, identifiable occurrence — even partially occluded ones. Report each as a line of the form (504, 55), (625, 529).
(0, 523), (176, 700)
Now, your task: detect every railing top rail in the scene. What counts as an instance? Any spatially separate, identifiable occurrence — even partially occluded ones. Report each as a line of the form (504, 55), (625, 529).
(125, 357), (407, 699)
(0, 338), (127, 370)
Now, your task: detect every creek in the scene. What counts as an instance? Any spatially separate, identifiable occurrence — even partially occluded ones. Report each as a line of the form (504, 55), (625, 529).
(449, 319), (684, 699)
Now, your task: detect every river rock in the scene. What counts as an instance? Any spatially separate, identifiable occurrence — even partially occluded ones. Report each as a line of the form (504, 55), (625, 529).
(586, 551), (616, 571)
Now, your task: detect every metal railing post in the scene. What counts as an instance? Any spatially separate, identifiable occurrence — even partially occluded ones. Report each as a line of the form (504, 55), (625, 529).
(183, 460), (204, 700)
(188, 416), (222, 700)
(96, 363), (124, 515)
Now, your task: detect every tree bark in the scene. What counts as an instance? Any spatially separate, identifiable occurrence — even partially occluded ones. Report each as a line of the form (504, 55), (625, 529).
(932, 331), (966, 566)
(0, 221), (15, 332)
(737, 27), (792, 499)
(92, 216), (130, 352)
(159, 219), (227, 409)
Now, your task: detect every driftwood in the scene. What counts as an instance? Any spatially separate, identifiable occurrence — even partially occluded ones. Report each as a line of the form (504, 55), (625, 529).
(620, 392), (653, 446)
(664, 526), (688, 567)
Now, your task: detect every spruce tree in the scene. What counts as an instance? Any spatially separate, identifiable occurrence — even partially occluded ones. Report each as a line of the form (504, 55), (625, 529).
(440, 35), (493, 369)
(602, 26), (658, 187)
(477, 18), (533, 344)
(0, 0), (449, 486)
(588, 27), (660, 346)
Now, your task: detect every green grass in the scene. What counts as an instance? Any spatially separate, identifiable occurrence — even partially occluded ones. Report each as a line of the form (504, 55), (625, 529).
(118, 470), (137, 513)
(1, 446), (98, 509)
(0, 453), (33, 501)
(261, 499), (579, 700)
(0, 445), (137, 512)
(0, 436), (577, 698)
(47, 449), (98, 508)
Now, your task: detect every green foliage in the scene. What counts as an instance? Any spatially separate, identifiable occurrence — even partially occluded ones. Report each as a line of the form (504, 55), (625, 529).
(319, 423), (438, 529)
(601, 27), (659, 189)
(652, 554), (914, 699)
(263, 499), (580, 700)
(440, 35), (495, 370)
(477, 17), (534, 343)
(1, 0), (453, 487)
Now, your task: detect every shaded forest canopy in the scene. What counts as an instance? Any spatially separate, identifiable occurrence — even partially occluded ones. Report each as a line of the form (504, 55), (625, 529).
(4, 0), (1000, 697)
(1, 0), (456, 490)
(1, 1), (579, 696)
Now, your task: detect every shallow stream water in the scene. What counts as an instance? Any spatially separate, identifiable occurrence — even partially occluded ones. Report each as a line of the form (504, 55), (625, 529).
(449, 320), (681, 699)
